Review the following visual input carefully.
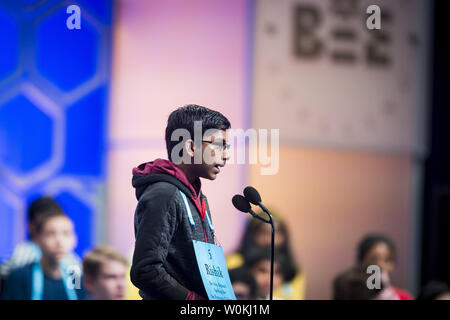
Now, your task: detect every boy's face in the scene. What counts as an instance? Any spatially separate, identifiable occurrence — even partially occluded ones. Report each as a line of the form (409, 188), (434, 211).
(193, 129), (229, 180)
(85, 259), (127, 300)
(36, 216), (76, 264)
(251, 260), (283, 299)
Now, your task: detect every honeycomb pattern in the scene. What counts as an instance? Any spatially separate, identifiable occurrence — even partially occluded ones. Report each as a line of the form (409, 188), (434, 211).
(54, 188), (94, 257)
(0, 93), (53, 174)
(0, 0), (113, 260)
(62, 86), (107, 176)
(0, 186), (25, 263)
(36, 6), (99, 92)
(0, 192), (16, 262)
(0, 7), (18, 81)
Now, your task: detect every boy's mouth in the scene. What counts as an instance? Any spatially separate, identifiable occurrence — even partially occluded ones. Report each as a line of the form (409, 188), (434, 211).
(213, 163), (224, 174)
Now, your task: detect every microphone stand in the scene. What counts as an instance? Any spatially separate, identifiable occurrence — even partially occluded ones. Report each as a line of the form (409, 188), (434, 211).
(235, 194), (275, 300)
(251, 204), (275, 301)
(260, 204), (275, 301)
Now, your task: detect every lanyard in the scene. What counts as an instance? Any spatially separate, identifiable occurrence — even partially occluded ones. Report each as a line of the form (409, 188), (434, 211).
(178, 190), (214, 231)
(31, 262), (78, 300)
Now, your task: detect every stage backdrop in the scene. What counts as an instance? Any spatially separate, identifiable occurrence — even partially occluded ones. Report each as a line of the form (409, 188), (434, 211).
(0, 0), (113, 260)
(107, 0), (252, 257)
(249, 0), (430, 299)
(0, 0), (430, 300)
(252, 0), (428, 154)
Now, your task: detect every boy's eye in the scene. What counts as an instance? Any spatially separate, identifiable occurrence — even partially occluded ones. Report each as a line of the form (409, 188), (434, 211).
(202, 140), (230, 151)
(212, 141), (230, 150)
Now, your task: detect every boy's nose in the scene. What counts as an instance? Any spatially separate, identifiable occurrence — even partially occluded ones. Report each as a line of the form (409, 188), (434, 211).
(222, 150), (230, 161)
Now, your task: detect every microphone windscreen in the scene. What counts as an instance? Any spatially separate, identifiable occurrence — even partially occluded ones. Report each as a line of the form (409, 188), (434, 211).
(243, 186), (261, 205)
(232, 195), (251, 213)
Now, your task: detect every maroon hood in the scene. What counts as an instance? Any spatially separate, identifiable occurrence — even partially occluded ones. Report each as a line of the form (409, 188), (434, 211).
(132, 158), (205, 219)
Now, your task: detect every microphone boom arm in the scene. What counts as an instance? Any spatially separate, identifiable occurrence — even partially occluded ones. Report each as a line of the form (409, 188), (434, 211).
(248, 209), (271, 224)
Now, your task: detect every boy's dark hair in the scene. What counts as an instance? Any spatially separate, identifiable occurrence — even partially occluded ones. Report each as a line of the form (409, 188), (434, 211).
(333, 264), (384, 300)
(229, 267), (258, 299)
(357, 233), (396, 263)
(34, 210), (68, 234)
(28, 196), (63, 224)
(165, 104), (231, 161)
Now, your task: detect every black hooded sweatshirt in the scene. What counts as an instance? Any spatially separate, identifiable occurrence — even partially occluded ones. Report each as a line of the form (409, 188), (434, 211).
(130, 161), (215, 300)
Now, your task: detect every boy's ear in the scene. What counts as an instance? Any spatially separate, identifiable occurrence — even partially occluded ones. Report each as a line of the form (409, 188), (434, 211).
(184, 139), (195, 158)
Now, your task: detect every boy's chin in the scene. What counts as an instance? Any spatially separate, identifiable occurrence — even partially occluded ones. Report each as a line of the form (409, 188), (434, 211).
(204, 172), (217, 180)
(209, 174), (218, 180)
(202, 170), (217, 180)
(199, 167), (220, 180)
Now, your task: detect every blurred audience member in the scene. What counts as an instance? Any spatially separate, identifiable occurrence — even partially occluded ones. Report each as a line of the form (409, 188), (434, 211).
(0, 197), (81, 279)
(229, 266), (258, 300)
(333, 264), (389, 300)
(1, 210), (84, 300)
(244, 248), (285, 300)
(227, 212), (305, 299)
(357, 233), (413, 300)
(417, 281), (450, 300)
(83, 245), (127, 300)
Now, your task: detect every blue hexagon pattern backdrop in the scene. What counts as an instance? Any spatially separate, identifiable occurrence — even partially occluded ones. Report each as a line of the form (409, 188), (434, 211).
(0, 0), (113, 261)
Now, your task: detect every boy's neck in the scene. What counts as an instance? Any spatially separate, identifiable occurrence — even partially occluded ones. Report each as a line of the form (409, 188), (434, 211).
(176, 164), (198, 186)
(40, 256), (61, 279)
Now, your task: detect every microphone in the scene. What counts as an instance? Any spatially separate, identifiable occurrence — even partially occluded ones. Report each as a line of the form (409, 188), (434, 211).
(243, 186), (271, 217)
(232, 195), (270, 224)
(237, 186), (276, 301)
(232, 194), (251, 212)
(243, 185), (261, 204)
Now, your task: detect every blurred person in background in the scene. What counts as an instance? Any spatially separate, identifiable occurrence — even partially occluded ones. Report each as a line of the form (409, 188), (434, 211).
(229, 266), (258, 300)
(227, 212), (305, 299)
(357, 233), (413, 300)
(83, 245), (127, 300)
(417, 281), (450, 300)
(0, 197), (81, 282)
(244, 248), (285, 300)
(333, 264), (388, 300)
(1, 210), (84, 300)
